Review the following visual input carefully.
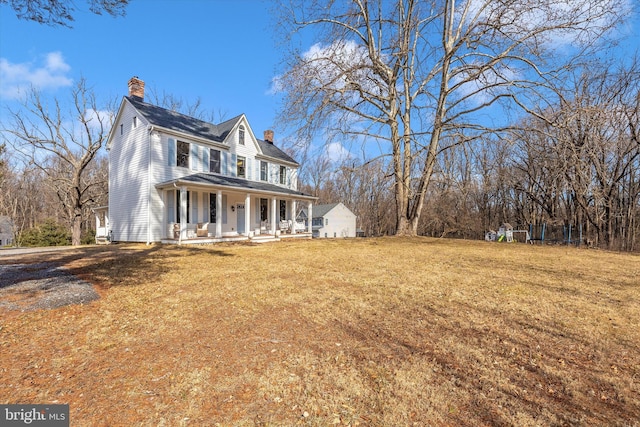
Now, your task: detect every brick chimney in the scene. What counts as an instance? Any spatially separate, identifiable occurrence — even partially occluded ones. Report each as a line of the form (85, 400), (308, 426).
(128, 76), (145, 100)
(264, 129), (274, 144)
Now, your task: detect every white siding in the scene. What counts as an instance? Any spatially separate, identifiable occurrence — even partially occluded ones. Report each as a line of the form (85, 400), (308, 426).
(109, 102), (151, 242)
(290, 168), (298, 190)
(109, 103), (303, 242)
(230, 119), (259, 181)
(316, 204), (356, 238)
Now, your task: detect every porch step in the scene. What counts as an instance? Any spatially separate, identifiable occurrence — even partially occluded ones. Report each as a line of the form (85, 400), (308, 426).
(250, 234), (279, 243)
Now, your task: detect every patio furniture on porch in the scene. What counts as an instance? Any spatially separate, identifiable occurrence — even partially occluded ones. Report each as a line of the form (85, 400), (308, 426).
(196, 223), (209, 237)
(280, 220), (291, 233)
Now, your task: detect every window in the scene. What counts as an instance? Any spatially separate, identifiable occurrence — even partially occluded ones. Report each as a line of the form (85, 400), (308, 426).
(260, 198), (268, 221)
(313, 218), (323, 227)
(176, 191), (190, 224)
(279, 166), (287, 185)
(209, 149), (221, 173)
(237, 156), (246, 178)
(177, 141), (190, 168)
(325, 218), (329, 226)
(133, 116), (137, 128)
(279, 200), (286, 221)
(209, 193), (217, 223)
(260, 161), (268, 181)
(120, 124), (123, 135)
(239, 125), (245, 145)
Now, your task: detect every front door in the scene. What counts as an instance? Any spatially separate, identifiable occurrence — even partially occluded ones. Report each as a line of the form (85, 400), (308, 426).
(237, 204), (245, 234)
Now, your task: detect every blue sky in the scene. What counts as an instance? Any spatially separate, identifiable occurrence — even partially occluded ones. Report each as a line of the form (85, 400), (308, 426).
(1, 0), (638, 165)
(0, 0), (287, 142)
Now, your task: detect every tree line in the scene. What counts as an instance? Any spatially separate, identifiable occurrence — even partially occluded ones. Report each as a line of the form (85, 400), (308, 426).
(297, 59), (639, 251)
(1, 0), (637, 251)
(1, 58), (637, 250)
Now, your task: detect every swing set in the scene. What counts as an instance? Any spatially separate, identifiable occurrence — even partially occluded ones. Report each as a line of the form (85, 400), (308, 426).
(528, 222), (584, 246)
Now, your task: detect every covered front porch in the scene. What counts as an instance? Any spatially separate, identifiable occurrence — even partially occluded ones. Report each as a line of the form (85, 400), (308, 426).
(156, 173), (316, 245)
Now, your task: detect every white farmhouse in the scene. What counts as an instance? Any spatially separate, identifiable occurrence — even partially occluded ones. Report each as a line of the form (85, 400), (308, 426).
(309, 203), (357, 238)
(106, 77), (317, 244)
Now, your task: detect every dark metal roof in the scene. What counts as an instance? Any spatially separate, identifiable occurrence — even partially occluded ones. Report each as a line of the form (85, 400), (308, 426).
(159, 172), (316, 199)
(126, 96), (298, 165)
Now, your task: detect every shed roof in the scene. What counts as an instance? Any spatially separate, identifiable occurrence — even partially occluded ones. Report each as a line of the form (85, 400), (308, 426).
(312, 203), (341, 218)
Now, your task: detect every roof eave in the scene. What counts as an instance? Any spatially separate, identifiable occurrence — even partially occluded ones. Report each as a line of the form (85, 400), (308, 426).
(150, 125), (229, 149)
(254, 153), (299, 167)
(155, 178), (317, 201)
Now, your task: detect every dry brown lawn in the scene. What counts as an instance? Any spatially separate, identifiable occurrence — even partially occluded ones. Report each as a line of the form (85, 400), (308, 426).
(1, 237), (638, 426)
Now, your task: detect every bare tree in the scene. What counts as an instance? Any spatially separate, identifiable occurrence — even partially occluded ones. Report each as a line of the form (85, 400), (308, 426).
(145, 87), (229, 124)
(275, 0), (627, 236)
(298, 152), (334, 199)
(0, 0), (128, 27)
(2, 79), (111, 245)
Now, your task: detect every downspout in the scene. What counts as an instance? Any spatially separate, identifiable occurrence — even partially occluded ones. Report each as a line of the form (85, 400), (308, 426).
(147, 126), (153, 245)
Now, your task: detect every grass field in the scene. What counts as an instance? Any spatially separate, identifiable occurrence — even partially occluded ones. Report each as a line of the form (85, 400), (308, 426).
(1, 238), (638, 426)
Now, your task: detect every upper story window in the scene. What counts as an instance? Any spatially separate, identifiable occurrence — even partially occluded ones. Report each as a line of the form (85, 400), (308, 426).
(239, 125), (245, 145)
(120, 124), (123, 135)
(279, 166), (287, 185)
(260, 161), (268, 181)
(209, 149), (221, 174)
(237, 156), (246, 178)
(133, 116), (138, 128)
(177, 141), (190, 168)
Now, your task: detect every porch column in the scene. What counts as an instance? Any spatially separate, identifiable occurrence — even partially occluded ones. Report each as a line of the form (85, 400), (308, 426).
(307, 201), (313, 234)
(271, 197), (277, 234)
(179, 186), (187, 243)
(245, 193), (251, 237)
(216, 190), (222, 238)
(290, 200), (296, 234)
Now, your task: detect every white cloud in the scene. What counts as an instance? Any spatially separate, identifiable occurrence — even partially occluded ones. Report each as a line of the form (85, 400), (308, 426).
(460, 0), (628, 49)
(45, 51), (71, 73)
(0, 51), (73, 100)
(268, 40), (387, 99)
(325, 141), (351, 162)
(452, 62), (521, 107)
(84, 108), (114, 132)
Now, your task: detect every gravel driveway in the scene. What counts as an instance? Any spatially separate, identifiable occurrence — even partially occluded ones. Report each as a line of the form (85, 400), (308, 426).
(0, 262), (100, 311)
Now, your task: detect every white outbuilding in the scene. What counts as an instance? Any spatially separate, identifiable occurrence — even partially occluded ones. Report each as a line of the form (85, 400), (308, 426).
(306, 202), (357, 238)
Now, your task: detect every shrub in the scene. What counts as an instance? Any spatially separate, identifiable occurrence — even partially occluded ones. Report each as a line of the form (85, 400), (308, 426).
(82, 229), (96, 245)
(20, 219), (71, 247)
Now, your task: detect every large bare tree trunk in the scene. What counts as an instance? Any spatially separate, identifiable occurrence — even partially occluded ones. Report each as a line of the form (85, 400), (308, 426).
(4, 79), (110, 246)
(274, 0), (627, 237)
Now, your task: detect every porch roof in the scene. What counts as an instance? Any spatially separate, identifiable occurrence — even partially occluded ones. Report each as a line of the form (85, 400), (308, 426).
(156, 172), (317, 200)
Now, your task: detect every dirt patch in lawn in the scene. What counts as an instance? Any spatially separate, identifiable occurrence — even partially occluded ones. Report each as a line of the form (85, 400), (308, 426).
(0, 239), (638, 426)
(0, 262), (100, 312)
